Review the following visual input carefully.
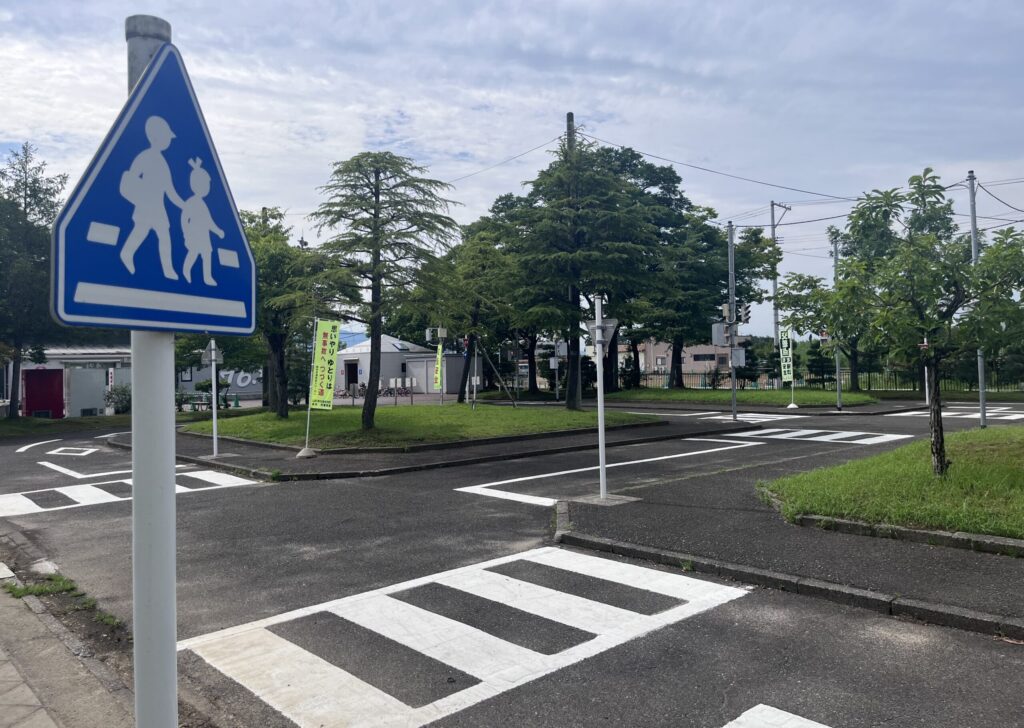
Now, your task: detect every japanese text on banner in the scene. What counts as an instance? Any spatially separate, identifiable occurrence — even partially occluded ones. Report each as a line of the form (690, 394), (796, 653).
(780, 328), (794, 383)
(433, 343), (443, 389)
(309, 319), (341, 410)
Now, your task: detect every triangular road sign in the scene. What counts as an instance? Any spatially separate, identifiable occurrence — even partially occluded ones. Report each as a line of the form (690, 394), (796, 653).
(52, 44), (256, 335)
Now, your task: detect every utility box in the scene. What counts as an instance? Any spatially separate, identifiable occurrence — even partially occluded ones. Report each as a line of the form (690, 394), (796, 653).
(712, 323), (729, 347)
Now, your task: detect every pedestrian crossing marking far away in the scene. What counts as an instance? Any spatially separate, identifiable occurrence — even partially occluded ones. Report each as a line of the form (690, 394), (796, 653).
(0, 469), (259, 518)
(722, 704), (832, 727)
(179, 547), (748, 728)
(724, 429), (913, 445)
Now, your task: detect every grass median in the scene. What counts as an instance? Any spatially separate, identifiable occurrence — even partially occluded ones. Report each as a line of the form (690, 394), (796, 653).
(606, 388), (877, 406)
(761, 426), (1024, 539)
(182, 404), (658, 449)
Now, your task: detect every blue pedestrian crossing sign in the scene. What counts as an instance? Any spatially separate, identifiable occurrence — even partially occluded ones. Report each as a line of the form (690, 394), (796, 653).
(52, 44), (256, 335)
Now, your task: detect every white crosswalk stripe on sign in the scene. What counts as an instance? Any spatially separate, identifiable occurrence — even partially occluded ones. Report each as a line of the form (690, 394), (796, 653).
(723, 428), (913, 445)
(179, 547), (748, 728)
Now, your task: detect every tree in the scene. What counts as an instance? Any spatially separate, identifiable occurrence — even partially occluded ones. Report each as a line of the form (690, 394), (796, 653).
(312, 152), (459, 429)
(817, 169), (1024, 475)
(0, 143), (68, 419)
(242, 207), (354, 418)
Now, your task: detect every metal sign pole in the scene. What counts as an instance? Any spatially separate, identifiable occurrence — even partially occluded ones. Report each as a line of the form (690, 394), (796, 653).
(211, 338), (219, 458)
(298, 318), (317, 458)
(594, 298), (608, 500)
(127, 19), (178, 727)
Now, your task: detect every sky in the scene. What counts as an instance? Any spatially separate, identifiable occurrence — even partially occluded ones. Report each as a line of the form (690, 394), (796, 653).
(3, 0), (1024, 338)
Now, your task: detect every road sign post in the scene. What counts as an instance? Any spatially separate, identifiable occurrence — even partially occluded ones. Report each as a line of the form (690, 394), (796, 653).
(587, 298), (618, 500)
(50, 17), (256, 728)
(202, 339), (223, 457)
(780, 328), (797, 409)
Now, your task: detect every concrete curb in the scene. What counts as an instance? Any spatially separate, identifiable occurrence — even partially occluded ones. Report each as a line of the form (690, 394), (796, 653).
(557, 531), (1024, 640)
(0, 529), (135, 715)
(796, 515), (1024, 558)
(605, 400), (929, 416)
(110, 424), (761, 482)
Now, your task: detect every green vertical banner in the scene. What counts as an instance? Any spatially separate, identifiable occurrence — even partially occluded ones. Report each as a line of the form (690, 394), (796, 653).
(780, 328), (794, 383)
(309, 319), (341, 410)
(433, 343), (443, 390)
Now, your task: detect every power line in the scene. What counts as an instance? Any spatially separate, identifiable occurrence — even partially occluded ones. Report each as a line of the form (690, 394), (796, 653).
(575, 131), (856, 201)
(445, 136), (562, 185)
(979, 217), (1024, 233)
(977, 183), (1024, 214)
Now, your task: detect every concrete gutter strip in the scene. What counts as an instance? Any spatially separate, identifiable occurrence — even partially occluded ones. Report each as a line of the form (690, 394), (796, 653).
(797, 515), (1024, 558)
(557, 531), (1024, 641)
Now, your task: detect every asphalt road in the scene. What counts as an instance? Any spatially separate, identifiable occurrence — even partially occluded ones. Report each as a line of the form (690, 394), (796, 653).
(1, 403), (1021, 727)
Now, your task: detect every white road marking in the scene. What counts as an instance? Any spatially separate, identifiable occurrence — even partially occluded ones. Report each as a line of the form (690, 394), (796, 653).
(37, 461), (189, 479)
(54, 484), (122, 506)
(886, 406), (1024, 420)
(191, 629), (414, 728)
(14, 439), (62, 453)
(180, 547), (747, 728)
(724, 429), (913, 446)
(180, 470), (253, 487)
(0, 493), (45, 517)
(0, 472), (261, 518)
(94, 432), (131, 438)
(722, 704), (832, 727)
(701, 412), (809, 424)
(46, 446), (98, 457)
(454, 441), (765, 506)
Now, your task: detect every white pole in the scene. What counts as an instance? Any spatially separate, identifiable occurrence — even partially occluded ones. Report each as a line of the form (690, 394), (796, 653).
(127, 16), (177, 728)
(211, 339), (218, 458)
(924, 337), (931, 407)
(967, 171), (987, 427)
(595, 297), (608, 500)
(727, 222), (737, 421)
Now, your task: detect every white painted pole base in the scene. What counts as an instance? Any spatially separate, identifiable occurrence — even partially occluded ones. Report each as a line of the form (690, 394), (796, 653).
(786, 402), (799, 409)
(130, 330), (178, 728)
(296, 447), (317, 459)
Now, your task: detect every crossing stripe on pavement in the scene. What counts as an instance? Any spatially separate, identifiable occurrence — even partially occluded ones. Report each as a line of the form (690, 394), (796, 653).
(723, 429), (913, 445)
(180, 546), (748, 728)
(0, 470), (260, 518)
(722, 704), (832, 727)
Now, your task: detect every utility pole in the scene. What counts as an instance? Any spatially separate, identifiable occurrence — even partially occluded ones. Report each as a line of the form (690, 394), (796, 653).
(727, 221), (737, 421)
(566, 111), (582, 410)
(770, 201), (791, 350)
(833, 236), (843, 411)
(968, 170), (987, 427)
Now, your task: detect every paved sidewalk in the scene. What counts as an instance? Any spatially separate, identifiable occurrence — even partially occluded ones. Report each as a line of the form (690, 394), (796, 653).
(111, 419), (756, 479)
(563, 446), (1024, 633)
(0, 566), (132, 728)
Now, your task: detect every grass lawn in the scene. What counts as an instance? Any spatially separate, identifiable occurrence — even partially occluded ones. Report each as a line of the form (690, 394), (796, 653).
(762, 426), (1024, 539)
(605, 388), (877, 407)
(183, 404), (657, 448)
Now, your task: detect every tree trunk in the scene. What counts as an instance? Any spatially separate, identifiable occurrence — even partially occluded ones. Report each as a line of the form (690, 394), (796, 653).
(362, 170), (383, 430)
(629, 338), (641, 389)
(526, 334), (540, 395)
(603, 326), (619, 393)
(927, 359), (948, 476)
(457, 334), (476, 404)
(262, 361), (270, 407)
(6, 346), (22, 419)
(565, 284), (582, 410)
(669, 340), (684, 388)
(847, 338), (861, 392)
(266, 335), (288, 418)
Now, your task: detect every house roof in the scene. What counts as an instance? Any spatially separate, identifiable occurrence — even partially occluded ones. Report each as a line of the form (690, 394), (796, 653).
(341, 334), (431, 355)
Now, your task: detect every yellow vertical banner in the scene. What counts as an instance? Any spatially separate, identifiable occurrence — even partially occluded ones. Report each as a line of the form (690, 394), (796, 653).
(309, 319), (341, 410)
(433, 343), (443, 390)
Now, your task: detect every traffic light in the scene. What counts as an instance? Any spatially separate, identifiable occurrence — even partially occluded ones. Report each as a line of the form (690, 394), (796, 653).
(740, 302), (751, 324)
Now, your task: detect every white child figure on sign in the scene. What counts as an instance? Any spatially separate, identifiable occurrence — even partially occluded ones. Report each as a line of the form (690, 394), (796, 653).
(180, 157), (223, 286)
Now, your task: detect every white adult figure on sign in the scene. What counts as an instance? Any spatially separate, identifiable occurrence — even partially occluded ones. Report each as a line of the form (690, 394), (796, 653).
(118, 115), (185, 279)
(181, 158), (223, 286)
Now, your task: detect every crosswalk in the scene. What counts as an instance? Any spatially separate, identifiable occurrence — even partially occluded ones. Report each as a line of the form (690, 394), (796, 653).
(724, 428), (914, 445)
(0, 469), (259, 518)
(886, 405), (1024, 420)
(179, 547), (748, 728)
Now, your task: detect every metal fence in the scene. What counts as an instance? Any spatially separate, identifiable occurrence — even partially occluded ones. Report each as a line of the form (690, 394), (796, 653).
(630, 369), (1024, 393)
